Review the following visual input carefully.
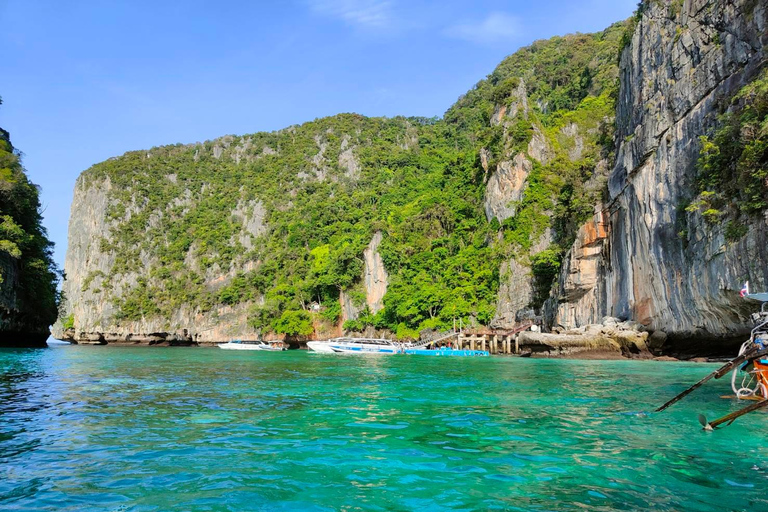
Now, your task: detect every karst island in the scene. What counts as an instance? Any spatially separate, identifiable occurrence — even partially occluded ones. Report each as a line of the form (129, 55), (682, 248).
(2, 1), (768, 510)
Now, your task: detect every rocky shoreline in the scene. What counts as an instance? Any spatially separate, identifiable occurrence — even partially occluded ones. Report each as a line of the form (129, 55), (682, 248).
(56, 328), (198, 346)
(53, 318), (745, 362)
(518, 316), (749, 361)
(519, 317), (654, 359)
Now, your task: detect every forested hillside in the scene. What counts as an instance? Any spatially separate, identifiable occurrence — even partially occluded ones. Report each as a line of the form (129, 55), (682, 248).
(447, 22), (625, 319)
(77, 115), (498, 339)
(0, 99), (60, 346)
(57, 21), (631, 343)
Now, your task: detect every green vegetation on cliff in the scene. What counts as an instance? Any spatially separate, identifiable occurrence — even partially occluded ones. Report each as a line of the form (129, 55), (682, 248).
(446, 23), (624, 137)
(84, 114), (499, 335)
(445, 22), (624, 303)
(695, 68), (768, 221)
(0, 99), (60, 332)
(72, 21), (628, 338)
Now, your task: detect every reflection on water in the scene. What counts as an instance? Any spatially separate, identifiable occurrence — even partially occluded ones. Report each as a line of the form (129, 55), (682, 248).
(1, 347), (768, 511)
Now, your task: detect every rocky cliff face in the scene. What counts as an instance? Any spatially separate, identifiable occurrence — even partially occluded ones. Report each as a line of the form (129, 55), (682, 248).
(55, 174), (259, 344)
(58, 1), (766, 348)
(0, 125), (59, 347)
(0, 252), (44, 346)
(547, 0), (768, 342)
(362, 231), (388, 314)
(54, 117), (399, 345)
(482, 28), (622, 329)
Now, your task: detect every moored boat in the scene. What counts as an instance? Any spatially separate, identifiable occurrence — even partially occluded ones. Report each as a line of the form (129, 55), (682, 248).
(219, 340), (287, 351)
(307, 337), (402, 354)
(729, 287), (768, 400)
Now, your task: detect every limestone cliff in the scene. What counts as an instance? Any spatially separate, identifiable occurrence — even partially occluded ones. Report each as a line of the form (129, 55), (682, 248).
(54, 116), (402, 344)
(547, 0), (768, 342)
(480, 26), (624, 328)
(339, 232), (389, 327)
(57, 0), (768, 347)
(362, 231), (388, 315)
(54, 174), (259, 344)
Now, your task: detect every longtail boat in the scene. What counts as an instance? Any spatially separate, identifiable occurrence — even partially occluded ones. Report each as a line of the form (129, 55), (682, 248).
(727, 286), (768, 401)
(656, 283), (768, 429)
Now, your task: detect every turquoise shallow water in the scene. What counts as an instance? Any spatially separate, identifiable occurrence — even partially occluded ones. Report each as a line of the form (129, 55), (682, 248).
(1, 347), (767, 511)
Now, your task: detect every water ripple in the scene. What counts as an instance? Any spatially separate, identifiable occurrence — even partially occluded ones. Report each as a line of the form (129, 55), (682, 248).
(1, 348), (767, 511)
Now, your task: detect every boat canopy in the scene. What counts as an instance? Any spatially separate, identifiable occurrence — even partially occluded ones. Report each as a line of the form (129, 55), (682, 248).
(329, 337), (398, 345)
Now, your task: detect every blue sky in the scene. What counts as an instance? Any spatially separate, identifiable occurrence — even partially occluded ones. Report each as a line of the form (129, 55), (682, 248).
(0, 0), (636, 270)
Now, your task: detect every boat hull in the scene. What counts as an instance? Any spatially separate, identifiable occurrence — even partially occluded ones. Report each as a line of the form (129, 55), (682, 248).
(306, 341), (336, 353)
(307, 341), (400, 354)
(219, 343), (284, 351)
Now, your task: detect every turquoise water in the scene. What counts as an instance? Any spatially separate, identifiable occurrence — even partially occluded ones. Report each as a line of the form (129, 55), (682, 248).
(1, 347), (767, 511)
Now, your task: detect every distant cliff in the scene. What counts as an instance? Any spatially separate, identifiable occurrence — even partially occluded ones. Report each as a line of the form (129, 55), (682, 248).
(56, 0), (768, 351)
(54, 115), (499, 344)
(0, 107), (60, 347)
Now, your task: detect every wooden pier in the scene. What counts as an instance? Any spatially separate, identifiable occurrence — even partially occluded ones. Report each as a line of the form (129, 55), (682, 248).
(450, 321), (534, 354)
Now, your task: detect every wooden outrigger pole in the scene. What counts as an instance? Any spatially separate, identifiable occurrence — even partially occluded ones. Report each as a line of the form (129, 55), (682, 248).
(699, 399), (768, 431)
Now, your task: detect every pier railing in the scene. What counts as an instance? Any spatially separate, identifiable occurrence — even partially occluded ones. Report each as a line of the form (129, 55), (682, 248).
(455, 321), (534, 354)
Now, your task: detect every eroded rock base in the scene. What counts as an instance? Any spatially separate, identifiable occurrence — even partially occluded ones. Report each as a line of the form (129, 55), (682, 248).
(519, 317), (651, 358)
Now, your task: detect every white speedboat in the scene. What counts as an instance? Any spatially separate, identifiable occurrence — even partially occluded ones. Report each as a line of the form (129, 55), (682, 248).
(307, 337), (402, 355)
(219, 340), (287, 351)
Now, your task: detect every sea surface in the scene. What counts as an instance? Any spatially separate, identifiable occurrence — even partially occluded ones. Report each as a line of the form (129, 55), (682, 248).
(1, 346), (767, 512)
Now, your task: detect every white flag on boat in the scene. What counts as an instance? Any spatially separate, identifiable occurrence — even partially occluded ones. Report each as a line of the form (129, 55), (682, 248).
(741, 281), (750, 298)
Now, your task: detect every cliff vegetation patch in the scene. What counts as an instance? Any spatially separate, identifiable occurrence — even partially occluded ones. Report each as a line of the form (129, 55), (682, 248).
(692, 68), (768, 235)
